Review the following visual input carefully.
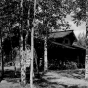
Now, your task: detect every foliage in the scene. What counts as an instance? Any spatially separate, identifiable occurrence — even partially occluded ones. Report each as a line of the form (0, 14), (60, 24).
(0, 0), (20, 25)
(62, 0), (86, 26)
(65, 61), (78, 69)
(35, 0), (71, 36)
(76, 33), (86, 48)
(35, 0), (86, 38)
(48, 61), (78, 70)
(0, 0), (20, 41)
(0, 0), (86, 39)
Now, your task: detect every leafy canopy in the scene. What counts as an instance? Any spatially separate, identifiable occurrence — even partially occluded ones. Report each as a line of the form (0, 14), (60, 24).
(0, 0), (86, 38)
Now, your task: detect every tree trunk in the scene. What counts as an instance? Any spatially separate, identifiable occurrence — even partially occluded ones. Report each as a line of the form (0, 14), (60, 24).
(85, 53), (88, 79)
(30, 27), (34, 88)
(20, 35), (26, 86)
(1, 32), (4, 81)
(85, 12), (88, 79)
(30, 0), (36, 87)
(44, 36), (48, 71)
(20, 0), (27, 86)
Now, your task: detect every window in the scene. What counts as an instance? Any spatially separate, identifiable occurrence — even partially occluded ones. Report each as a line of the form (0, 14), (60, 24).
(63, 38), (71, 45)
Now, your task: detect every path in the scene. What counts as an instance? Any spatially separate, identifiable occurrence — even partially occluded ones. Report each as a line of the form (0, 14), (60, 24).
(43, 69), (88, 88)
(0, 69), (88, 88)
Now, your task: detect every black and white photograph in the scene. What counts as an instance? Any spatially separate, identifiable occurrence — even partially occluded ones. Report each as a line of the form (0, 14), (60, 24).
(0, 0), (86, 88)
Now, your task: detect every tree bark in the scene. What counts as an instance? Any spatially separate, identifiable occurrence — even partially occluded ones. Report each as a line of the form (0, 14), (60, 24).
(85, 12), (88, 79)
(20, 35), (26, 86)
(1, 31), (4, 81)
(85, 54), (88, 79)
(30, 27), (34, 88)
(44, 16), (48, 72)
(44, 36), (48, 71)
(20, 0), (27, 86)
(30, 0), (36, 87)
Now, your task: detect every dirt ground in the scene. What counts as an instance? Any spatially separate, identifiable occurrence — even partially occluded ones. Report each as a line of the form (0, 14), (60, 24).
(0, 69), (88, 88)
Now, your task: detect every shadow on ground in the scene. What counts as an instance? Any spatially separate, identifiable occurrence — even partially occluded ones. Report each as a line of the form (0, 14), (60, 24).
(33, 69), (86, 88)
(56, 69), (85, 79)
(33, 77), (82, 88)
(0, 69), (87, 88)
(33, 73), (84, 88)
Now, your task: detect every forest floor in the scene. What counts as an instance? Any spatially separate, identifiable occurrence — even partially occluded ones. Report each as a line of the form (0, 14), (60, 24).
(0, 69), (88, 88)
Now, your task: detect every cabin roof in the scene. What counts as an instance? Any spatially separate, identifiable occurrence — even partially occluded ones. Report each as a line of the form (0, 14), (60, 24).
(73, 42), (86, 50)
(50, 41), (86, 50)
(49, 30), (75, 38)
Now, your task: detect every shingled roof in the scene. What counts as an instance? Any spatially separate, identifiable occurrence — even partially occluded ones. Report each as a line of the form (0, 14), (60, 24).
(49, 30), (76, 39)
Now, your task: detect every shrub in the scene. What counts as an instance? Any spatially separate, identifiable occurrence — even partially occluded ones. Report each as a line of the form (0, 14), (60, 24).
(65, 61), (78, 69)
(48, 61), (78, 70)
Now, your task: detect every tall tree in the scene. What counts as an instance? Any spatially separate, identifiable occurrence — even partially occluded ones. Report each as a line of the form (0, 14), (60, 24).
(20, 0), (27, 86)
(0, 0), (20, 81)
(0, 0), (27, 85)
(86, 11), (88, 79)
(0, 29), (4, 81)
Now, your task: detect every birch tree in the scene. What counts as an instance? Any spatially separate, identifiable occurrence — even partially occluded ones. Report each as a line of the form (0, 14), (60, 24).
(85, 0), (88, 80)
